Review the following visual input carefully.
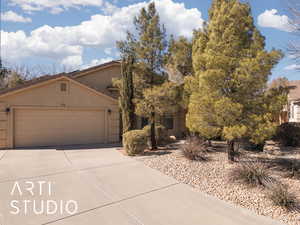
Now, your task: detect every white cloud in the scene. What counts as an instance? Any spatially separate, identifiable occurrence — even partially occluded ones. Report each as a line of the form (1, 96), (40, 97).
(1, 11), (32, 23)
(1, 0), (204, 69)
(61, 55), (83, 69)
(50, 7), (64, 14)
(1, 29), (83, 68)
(102, 2), (119, 15)
(104, 48), (113, 55)
(155, 0), (204, 38)
(258, 9), (293, 32)
(8, 0), (103, 14)
(81, 57), (114, 69)
(284, 64), (300, 70)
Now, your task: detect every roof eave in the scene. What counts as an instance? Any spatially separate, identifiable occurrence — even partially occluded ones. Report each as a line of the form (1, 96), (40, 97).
(72, 60), (121, 78)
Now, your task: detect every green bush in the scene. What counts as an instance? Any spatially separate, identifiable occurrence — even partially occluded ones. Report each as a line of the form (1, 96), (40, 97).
(274, 123), (300, 147)
(123, 130), (147, 156)
(143, 124), (170, 145)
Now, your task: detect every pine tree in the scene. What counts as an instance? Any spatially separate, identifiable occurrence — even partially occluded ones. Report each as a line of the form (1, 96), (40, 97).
(116, 33), (136, 134)
(165, 36), (194, 109)
(135, 82), (181, 119)
(186, 0), (283, 162)
(133, 2), (167, 149)
(167, 35), (193, 77)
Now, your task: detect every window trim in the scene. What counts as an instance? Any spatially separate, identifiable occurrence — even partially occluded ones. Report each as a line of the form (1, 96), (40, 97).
(60, 82), (67, 92)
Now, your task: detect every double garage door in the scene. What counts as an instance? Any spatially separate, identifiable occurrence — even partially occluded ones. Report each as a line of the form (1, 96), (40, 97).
(14, 109), (106, 148)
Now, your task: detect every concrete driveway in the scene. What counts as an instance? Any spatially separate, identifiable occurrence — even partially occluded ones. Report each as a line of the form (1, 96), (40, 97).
(0, 147), (284, 225)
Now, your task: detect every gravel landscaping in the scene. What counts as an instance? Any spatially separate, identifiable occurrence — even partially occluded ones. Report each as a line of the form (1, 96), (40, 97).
(137, 142), (300, 225)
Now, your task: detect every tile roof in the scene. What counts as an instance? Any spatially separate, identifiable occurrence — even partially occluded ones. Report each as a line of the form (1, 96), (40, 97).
(70, 60), (121, 77)
(0, 60), (121, 98)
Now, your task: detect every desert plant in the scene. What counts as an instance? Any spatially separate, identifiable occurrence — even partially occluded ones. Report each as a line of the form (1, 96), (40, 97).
(274, 123), (300, 147)
(267, 183), (297, 210)
(229, 160), (271, 187)
(123, 130), (147, 156)
(181, 137), (208, 161)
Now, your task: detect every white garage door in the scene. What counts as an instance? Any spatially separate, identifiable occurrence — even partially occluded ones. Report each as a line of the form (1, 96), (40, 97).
(14, 108), (106, 147)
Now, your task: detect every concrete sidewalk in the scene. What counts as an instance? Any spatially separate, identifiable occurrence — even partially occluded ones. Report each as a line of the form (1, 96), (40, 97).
(0, 148), (285, 225)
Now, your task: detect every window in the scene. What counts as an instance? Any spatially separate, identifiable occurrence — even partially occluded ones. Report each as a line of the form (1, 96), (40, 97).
(163, 116), (174, 130)
(290, 104), (295, 119)
(60, 83), (67, 92)
(141, 117), (148, 128)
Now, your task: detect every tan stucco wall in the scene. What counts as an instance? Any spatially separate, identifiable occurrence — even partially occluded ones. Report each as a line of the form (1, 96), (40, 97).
(76, 65), (121, 92)
(0, 102), (8, 148)
(0, 79), (117, 108)
(74, 65), (121, 142)
(0, 78), (119, 148)
(166, 110), (187, 138)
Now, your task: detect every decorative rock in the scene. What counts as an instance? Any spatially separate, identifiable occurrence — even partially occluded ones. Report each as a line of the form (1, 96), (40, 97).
(138, 144), (300, 225)
(264, 141), (282, 154)
(169, 136), (177, 141)
(265, 140), (277, 145)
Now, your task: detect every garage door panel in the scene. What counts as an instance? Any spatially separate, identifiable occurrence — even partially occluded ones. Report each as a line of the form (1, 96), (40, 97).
(14, 109), (105, 147)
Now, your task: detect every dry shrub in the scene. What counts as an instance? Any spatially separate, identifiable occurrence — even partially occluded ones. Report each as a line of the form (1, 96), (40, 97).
(267, 183), (297, 210)
(181, 137), (208, 161)
(229, 160), (272, 187)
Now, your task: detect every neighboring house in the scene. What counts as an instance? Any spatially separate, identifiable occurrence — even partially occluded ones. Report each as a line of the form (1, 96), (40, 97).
(0, 61), (185, 149)
(288, 80), (300, 123)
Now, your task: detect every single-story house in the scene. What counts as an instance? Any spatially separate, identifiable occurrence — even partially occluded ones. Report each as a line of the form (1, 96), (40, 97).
(280, 80), (300, 123)
(0, 61), (186, 149)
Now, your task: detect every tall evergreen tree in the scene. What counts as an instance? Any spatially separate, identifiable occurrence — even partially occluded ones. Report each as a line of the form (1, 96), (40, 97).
(167, 35), (193, 77)
(186, 0), (283, 162)
(133, 2), (167, 149)
(117, 33), (136, 134)
(0, 59), (9, 88)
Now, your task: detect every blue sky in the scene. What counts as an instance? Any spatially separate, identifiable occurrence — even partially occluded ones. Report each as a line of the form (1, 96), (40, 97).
(1, 0), (299, 80)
